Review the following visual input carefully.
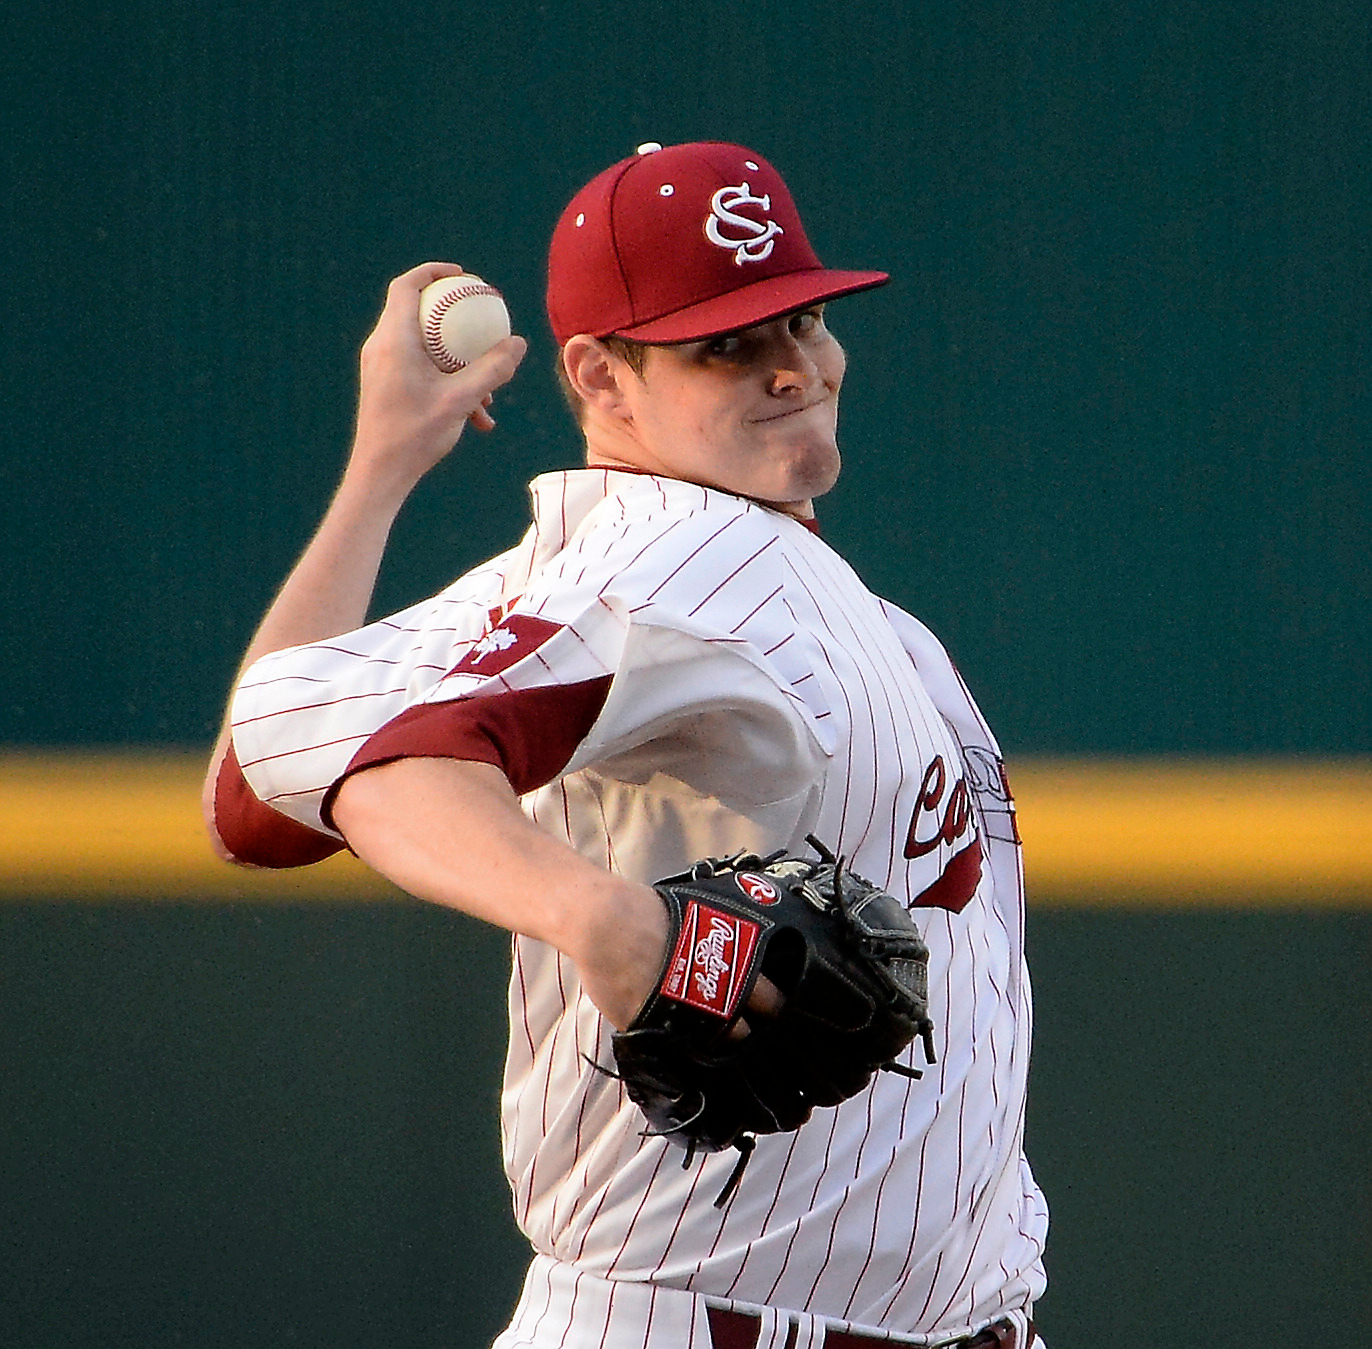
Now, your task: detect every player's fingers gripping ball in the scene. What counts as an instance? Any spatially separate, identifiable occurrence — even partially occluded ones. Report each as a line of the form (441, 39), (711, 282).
(418, 273), (512, 372)
(610, 838), (937, 1206)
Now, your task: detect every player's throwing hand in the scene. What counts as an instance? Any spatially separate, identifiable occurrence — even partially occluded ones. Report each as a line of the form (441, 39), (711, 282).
(352, 261), (527, 494)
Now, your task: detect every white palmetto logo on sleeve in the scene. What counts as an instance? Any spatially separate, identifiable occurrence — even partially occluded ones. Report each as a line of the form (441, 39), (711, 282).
(449, 612), (562, 681)
(704, 183), (785, 265)
(469, 627), (519, 662)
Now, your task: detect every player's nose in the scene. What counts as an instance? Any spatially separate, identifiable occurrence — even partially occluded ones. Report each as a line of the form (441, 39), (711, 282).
(766, 332), (820, 393)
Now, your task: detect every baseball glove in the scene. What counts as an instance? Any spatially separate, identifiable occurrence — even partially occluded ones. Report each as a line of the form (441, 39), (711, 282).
(609, 837), (936, 1206)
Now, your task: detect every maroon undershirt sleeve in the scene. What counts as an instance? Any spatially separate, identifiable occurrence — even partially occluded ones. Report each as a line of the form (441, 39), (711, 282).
(321, 676), (615, 830)
(214, 741), (347, 868)
(217, 676), (613, 868)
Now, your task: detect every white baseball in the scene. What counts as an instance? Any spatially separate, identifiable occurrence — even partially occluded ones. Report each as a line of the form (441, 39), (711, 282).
(418, 274), (512, 373)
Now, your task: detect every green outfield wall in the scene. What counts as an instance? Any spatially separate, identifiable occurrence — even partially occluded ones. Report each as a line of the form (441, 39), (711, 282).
(2, 898), (1368, 1349)
(3, 2), (1367, 1345)
(2, 0), (1367, 753)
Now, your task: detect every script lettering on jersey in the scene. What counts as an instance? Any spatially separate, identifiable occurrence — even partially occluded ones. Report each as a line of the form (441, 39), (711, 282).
(904, 755), (983, 913)
(904, 756), (973, 859)
(659, 901), (761, 1019)
(962, 743), (1022, 846)
(704, 184), (785, 265)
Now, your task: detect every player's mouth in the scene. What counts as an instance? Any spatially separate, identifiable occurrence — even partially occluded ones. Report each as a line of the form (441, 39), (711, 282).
(751, 397), (831, 423)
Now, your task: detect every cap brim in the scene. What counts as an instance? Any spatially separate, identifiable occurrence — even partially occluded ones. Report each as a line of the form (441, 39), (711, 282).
(611, 268), (890, 344)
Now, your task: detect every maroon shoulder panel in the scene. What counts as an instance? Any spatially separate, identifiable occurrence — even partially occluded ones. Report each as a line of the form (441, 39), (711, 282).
(324, 676), (615, 825)
(214, 742), (347, 869)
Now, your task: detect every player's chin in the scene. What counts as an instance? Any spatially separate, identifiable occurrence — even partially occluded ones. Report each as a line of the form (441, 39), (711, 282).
(779, 440), (841, 500)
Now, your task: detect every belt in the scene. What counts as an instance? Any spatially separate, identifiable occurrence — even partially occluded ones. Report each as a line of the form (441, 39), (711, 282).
(706, 1307), (1036, 1349)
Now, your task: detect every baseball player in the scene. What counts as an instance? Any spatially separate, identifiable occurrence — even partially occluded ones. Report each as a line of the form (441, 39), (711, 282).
(205, 142), (1048, 1347)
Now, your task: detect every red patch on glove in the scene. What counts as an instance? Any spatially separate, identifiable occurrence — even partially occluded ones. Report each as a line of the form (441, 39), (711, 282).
(659, 901), (760, 1019)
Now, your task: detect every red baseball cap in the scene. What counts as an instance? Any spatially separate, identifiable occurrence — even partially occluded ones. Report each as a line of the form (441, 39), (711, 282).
(546, 141), (889, 345)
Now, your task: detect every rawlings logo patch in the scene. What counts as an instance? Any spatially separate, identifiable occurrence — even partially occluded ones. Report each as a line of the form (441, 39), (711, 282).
(660, 901), (760, 1018)
(737, 873), (781, 906)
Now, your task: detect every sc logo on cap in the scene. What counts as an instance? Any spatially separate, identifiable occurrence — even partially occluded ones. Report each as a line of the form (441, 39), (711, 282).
(704, 183), (785, 265)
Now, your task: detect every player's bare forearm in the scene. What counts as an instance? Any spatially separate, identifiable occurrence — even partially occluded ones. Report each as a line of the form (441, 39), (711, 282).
(201, 264), (528, 848)
(234, 263), (527, 672)
(330, 757), (670, 1030)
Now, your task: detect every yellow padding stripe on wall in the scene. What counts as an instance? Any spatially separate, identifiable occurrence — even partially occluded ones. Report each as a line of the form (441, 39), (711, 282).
(1008, 757), (1372, 906)
(0, 752), (1369, 905)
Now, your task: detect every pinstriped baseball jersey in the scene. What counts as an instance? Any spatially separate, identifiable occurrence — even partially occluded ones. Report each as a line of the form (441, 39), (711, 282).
(222, 467), (1046, 1341)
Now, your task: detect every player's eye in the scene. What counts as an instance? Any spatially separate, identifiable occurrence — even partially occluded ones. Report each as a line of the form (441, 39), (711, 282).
(705, 333), (746, 358)
(790, 307), (825, 337)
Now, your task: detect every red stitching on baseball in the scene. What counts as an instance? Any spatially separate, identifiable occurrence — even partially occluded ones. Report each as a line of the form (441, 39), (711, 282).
(425, 282), (503, 373)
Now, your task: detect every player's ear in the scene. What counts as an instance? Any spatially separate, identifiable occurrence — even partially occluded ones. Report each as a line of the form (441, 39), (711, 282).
(562, 336), (635, 421)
